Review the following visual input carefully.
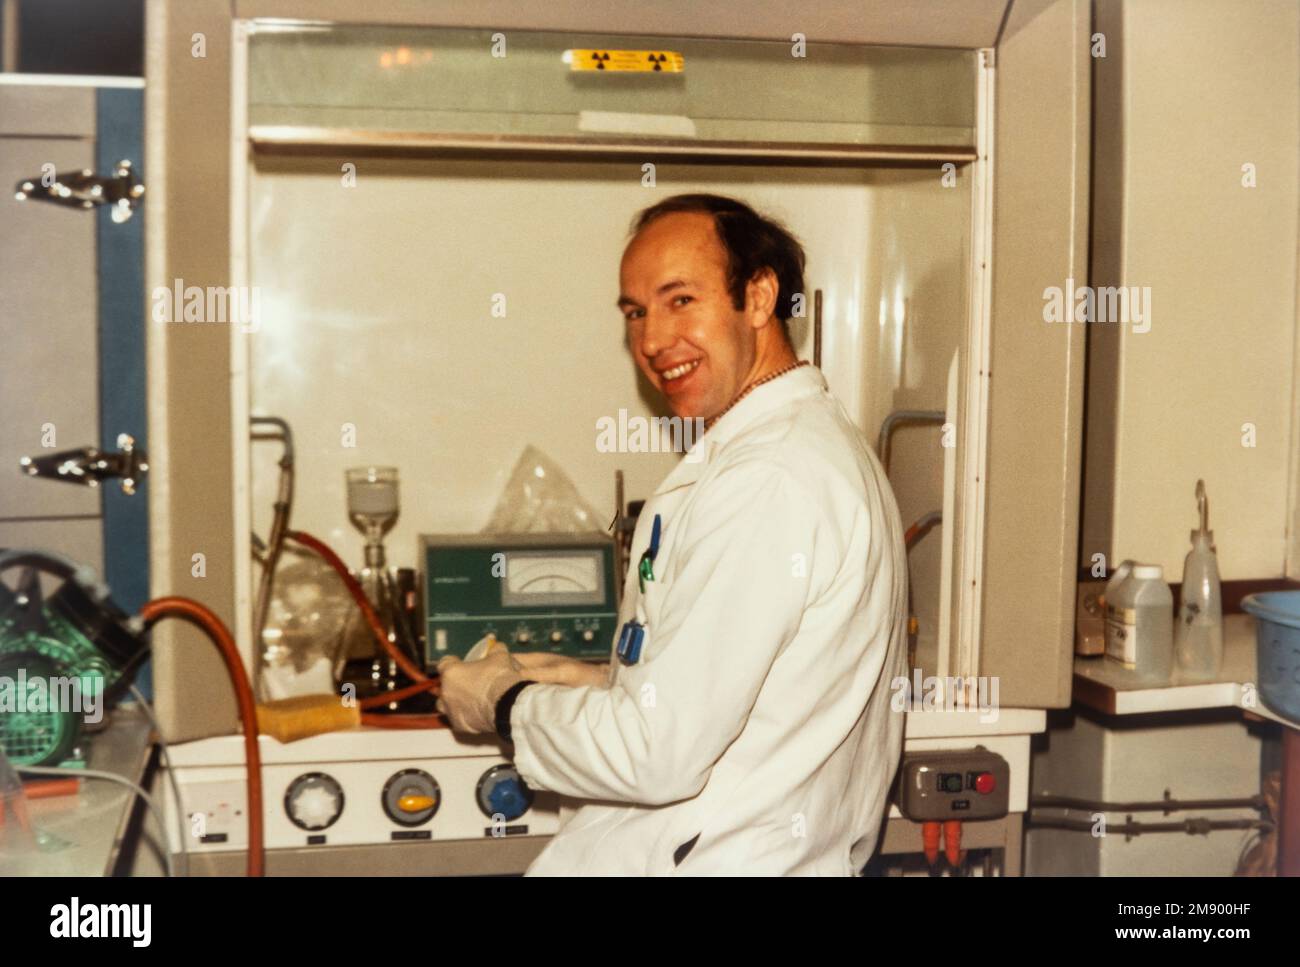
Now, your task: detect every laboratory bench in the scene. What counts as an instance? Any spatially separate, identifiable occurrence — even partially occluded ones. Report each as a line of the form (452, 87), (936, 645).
(1071, 613), (1300, 875)
(0, 698), (1120, 878)
(4, 705), (1044, 877)
(0, 706), (158, 876)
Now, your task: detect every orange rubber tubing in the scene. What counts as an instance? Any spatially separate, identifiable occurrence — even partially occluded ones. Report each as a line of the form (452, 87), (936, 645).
(358, 678), (440, 709)
(286, 530), (448, 728)
(922, 820), (941, 866)
(141, 597), (264, 877)
(943, 819), (963, 868)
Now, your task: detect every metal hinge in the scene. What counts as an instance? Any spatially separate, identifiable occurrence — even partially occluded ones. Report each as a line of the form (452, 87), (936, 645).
(20, 434), (149, 496)
(14, 159), (144, 223)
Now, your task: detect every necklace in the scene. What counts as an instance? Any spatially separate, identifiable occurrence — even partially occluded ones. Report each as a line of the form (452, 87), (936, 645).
(704, 359), (811, 432)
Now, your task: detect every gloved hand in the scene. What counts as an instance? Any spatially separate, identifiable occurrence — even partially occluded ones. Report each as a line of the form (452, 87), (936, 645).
(513, 652), (610, 688)
(436, 639), (525, 734)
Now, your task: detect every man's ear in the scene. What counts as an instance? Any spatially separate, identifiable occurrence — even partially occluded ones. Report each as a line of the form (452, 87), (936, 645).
(745, 267), (780, 330)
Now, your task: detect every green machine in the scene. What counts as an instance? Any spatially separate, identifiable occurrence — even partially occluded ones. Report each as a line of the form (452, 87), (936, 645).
(0, 553), (148, 766)
(421, 533), (619, 665)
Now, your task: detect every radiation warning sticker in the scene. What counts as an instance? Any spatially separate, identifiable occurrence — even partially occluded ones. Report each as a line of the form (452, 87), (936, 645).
(565, 49), (685, 73)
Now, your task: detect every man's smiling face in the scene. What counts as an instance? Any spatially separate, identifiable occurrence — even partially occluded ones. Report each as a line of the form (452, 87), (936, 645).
(618, 212), (762, 421)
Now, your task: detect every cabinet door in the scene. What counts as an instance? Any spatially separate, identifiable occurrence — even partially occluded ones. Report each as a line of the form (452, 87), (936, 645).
(0, 81), (149, 690)
(976, 0), (1090, 710)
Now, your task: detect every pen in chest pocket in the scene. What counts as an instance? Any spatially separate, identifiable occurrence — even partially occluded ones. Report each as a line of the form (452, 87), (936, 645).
(638, 512), (662, 594)
(621, 513), (663, 665)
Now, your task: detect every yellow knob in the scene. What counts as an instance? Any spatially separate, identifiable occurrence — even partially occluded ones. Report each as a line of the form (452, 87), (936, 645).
(399, 794), (437, 813)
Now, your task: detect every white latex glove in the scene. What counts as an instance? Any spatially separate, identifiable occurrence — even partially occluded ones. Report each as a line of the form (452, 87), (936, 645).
(436, 639), (525, 734)
(513, 652), (610, 688)
(463, 635), (498, 662)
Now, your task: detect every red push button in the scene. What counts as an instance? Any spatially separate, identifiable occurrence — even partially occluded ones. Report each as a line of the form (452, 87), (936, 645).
(975, 772), (996, 795)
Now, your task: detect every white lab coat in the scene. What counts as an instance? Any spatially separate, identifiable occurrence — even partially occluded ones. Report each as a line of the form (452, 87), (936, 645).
(511, 365), (908, 875)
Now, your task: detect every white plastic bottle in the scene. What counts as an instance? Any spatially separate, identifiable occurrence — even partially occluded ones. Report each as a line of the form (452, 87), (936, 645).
(1103, 560), (1135, 613)
(1103, 563), (1133, 663)
(1105, 564), (1174, 684)
(1175, 480), (1223, 681)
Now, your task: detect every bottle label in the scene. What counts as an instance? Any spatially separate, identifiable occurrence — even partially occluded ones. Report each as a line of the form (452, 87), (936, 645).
(1104, 605), (1138, 667)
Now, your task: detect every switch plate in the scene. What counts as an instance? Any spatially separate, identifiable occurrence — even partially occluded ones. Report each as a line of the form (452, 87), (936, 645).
(897, 748), (1009, 821)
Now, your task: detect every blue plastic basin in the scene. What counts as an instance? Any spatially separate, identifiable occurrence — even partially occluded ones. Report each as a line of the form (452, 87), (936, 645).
(1241, 591), (1300, 724)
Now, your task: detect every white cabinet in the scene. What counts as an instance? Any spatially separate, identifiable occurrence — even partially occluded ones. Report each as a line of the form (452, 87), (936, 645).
(1082, 0), (1300, 581)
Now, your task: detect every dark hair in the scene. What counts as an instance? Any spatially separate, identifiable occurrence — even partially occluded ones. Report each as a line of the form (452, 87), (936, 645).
(630, 194), (806, 325)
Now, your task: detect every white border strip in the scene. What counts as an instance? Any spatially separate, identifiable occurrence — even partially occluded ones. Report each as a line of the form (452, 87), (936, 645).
(936, 351), (959, 689)
(144, 2), (171, 612)
(1287, 151), (1300, 577)
(0, 73), (144, 88)
(956, 48), (995, 684)
(229, 21), (255, 676)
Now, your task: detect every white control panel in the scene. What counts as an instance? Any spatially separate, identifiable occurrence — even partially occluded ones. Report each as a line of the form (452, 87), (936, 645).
(162, 728), (560, 853)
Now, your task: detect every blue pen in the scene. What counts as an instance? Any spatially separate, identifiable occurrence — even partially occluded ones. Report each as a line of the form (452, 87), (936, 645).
(638, 513), (662, 594)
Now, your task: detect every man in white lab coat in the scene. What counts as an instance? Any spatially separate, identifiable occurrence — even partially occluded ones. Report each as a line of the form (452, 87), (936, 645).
(437, 194), (908, 875)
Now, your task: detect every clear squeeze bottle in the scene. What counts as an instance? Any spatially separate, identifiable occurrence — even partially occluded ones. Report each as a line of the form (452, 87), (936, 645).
(1175, 480), (1223, 681)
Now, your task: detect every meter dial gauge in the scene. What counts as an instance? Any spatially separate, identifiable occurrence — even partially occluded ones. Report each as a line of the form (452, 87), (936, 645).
(285, 772), (345, 831)
(505, 554), (599, 595)
(382, 768), (441, 827)
(476, 764), (535, 822)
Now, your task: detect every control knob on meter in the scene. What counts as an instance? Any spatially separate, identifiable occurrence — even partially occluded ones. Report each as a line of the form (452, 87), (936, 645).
(285, 772), (345, 831)
(382, 768), (440, 827)
(476, 764), (534, 822)
(549, 631), (564, 644)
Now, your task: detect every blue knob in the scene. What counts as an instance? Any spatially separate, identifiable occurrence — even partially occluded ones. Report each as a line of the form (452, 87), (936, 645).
(487, 777), (529, 820)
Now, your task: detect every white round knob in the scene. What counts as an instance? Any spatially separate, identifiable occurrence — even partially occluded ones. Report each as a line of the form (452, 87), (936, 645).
(291, 786), (339, 829)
